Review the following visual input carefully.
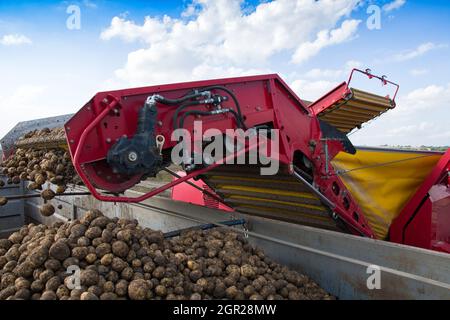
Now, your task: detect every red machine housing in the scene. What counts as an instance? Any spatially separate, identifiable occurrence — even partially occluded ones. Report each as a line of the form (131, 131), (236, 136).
(65, 73), (450, 252)
(65, 74), (375, 238)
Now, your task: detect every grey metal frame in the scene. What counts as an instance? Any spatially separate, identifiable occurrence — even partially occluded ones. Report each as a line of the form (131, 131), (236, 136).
(0, 176), (25, 238)
(0, 114), (73, 156)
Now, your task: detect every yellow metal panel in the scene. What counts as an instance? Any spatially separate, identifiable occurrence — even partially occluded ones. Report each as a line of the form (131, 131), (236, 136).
(351, 88), (393, 108)
(332, 149), (441, 239)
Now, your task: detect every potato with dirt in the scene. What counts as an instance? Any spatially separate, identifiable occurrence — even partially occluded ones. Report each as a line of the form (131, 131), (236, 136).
(0, 209), (334, 300)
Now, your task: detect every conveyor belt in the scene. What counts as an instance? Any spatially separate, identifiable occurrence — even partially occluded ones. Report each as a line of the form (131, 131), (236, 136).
(318, 88), (394, 133)
(201, 164), (339, 231)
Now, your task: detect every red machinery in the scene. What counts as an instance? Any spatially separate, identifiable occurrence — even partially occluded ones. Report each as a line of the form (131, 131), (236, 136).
(64, 69), (450, 253)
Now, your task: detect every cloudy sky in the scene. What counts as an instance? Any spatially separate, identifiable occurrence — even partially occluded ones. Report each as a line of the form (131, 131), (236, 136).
(0, 0), (449, 146)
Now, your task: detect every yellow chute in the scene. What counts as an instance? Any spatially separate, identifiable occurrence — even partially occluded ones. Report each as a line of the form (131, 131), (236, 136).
(332, 148), (441, 239)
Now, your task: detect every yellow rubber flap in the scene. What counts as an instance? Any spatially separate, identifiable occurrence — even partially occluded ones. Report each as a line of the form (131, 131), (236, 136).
(332, 148), (441, 239)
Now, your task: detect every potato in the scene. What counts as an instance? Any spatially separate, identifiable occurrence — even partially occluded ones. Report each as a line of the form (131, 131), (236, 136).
(85, 227), (102, 240)
(0, 287), (16, 300)
(90, 216), (110, 229)
(0, 206), (332, 301)
(45, 276), (61, 292)
(40, 290), (57, 300)
(111, 257), (127, 273)
(155, 284), (167, 297)
(0, 197), (8, 206)
(55, 185), (66, 194)
(240, 264), (256, 279)
(95, 243), (111, 258)
(0, 239), (12, 250)
(41, 189), (55, 201)
(128, 279), (150, 300)
(40, 204), (55, 217)
(85, 253), (97, 264)
(115, 280), (128, 297)
(16, 261), (34, 278)
(80, 292), (99, 300)
(80, 210), (103, 225)
(27, 246), (48, 268)
(72, 246), (88, 260)
(100, 292), (117, 300)
(80, 269), (99, 287)
(15, 278), (30, 290)
(112, 241), (129, 258)
(190, 293), (202, 300)
(49, 241), (70, 261)
(15, 288), (31, 300)
(225, 286), (239, 299)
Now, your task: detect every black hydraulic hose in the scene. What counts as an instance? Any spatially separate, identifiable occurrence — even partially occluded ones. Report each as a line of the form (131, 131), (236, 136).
(173, 100), (203, 129)
(226, 108), (246, 129)
(202, 85), (247, 130)
(157, 92), (204, 105)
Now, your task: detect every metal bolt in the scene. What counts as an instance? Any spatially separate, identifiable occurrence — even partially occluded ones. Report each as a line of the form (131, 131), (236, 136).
(106, 138), (112, 143)
(128, 151), (138, 162)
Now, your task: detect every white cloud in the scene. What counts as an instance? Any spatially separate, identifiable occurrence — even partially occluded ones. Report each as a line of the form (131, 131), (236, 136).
(291, 19), (361, 64)
(83, 0), (97, 9)
(386, 122), (432, 136)
(288, 60), (362, 101)
(383, 0), (406, 12)
(290, 79), (338, 102)
(400, 84), (449, 112)
(5, 85), (46, 106)
(101, 0), (361, 87)
(393, 42), (447, 62)
(409, 68), (428, 76)
(0, 34), (32, 46)
(0, 85), (54, 137)
(303, 60), (362, 79)
(350, 83), (450, 146)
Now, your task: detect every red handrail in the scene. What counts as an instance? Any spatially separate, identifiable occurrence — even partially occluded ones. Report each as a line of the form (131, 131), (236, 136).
(347, 68), (400, 103)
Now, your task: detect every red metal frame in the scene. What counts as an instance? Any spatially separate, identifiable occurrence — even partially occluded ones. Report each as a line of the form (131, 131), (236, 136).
(310, 68), (400, 116)
(171, 172), (233, 212)
(346, 68), (400, 101)
(66, 74), (376, 238)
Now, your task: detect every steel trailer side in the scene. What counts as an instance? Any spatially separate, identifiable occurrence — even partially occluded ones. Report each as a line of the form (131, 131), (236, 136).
(2, 182), (447, 300)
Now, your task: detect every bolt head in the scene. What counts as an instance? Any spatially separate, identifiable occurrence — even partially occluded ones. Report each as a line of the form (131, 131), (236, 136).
(128, 151), (138, 162)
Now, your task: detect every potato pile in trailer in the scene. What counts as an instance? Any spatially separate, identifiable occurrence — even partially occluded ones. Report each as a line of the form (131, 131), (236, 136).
(0, 69), (449, 300)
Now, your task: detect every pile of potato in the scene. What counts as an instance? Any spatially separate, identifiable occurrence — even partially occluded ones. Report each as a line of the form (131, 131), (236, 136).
(0, 128), (81, 189)
(1, 148), (80, 188)
(0, 210), (334, 300)
(19, 127), (66, 143)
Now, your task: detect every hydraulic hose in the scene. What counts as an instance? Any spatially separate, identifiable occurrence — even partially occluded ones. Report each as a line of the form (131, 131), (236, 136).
(173, 101), (203, 129)
(202, 85), (247, 130)
(157, 92), (206, 105)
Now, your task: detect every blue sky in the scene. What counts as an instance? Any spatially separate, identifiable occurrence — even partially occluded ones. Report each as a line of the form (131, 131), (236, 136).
(0, 0), (449, 146)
